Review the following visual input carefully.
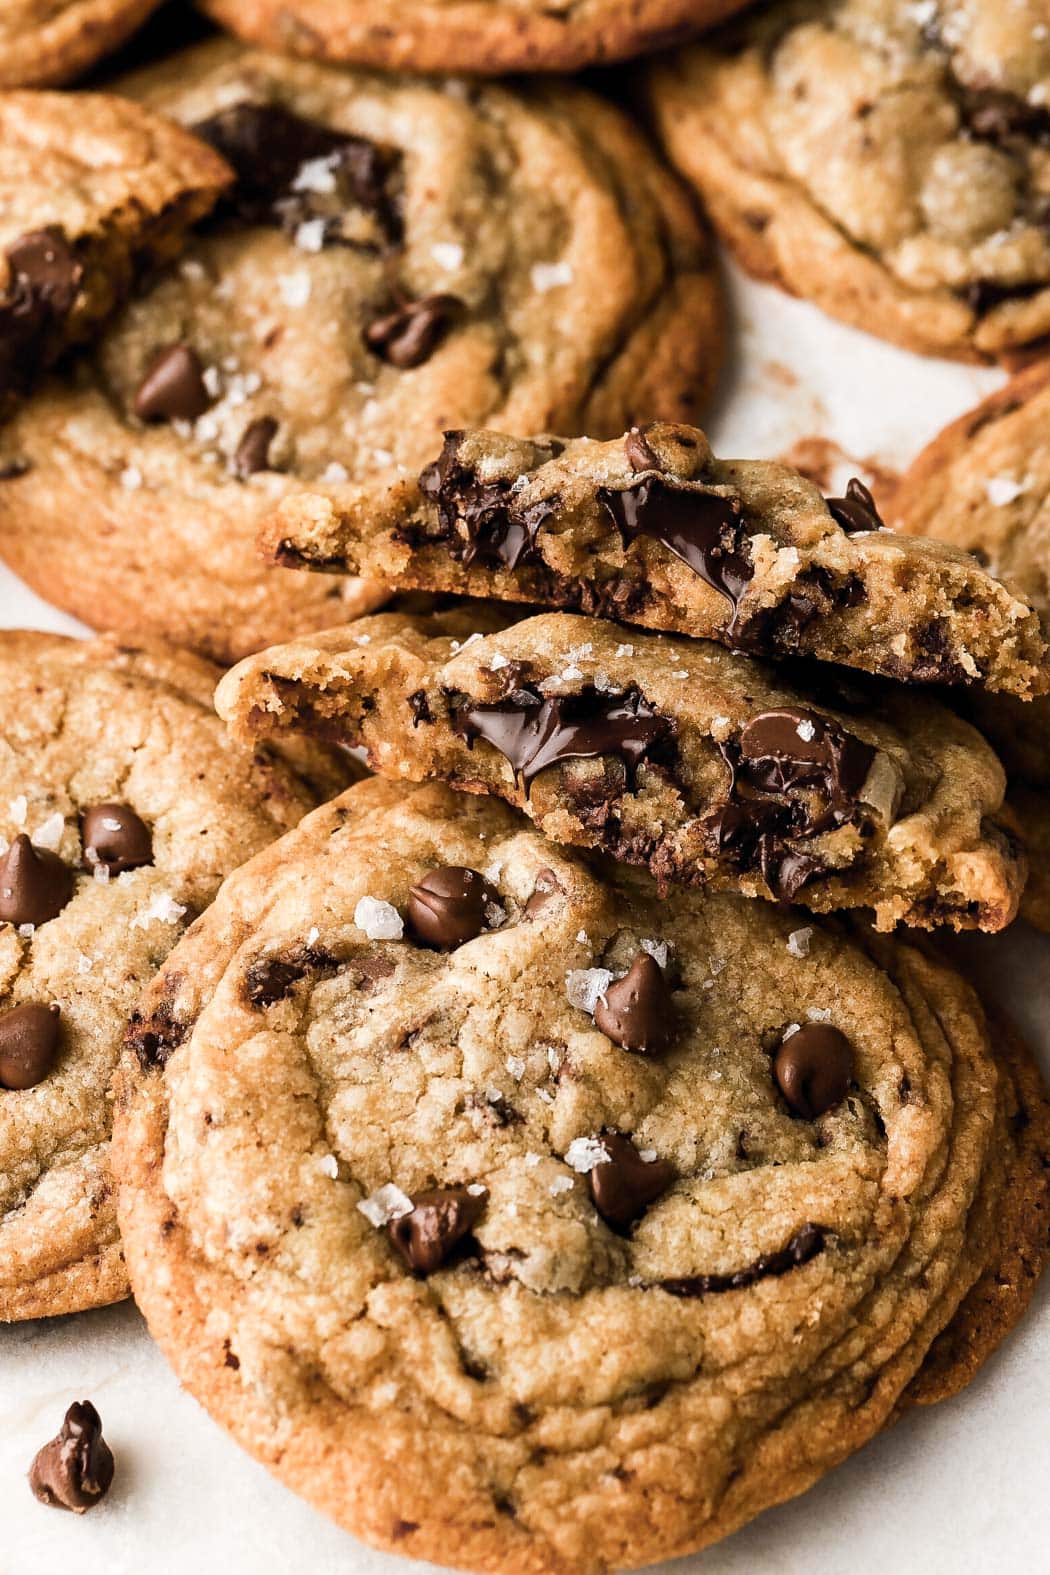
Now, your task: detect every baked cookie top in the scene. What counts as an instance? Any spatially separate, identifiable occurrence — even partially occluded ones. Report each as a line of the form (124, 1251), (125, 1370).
(0, 0), (160, 87)
(0, 88), (231, 413)
(0, 631), (319, 1322)
(263, 422), (1049, 697)
(113, 776), (1048, 1572)
(648, 0), (1050, 361)
(198, 0), (749, 75)
(217, 605), (1025, 932)
(0, 40), (720, 662)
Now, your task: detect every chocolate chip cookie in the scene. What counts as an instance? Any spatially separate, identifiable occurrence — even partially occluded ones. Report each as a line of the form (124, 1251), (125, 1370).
(0, 41), (721, 663)
(0, 88), (232, 418)
(112, 776), (1050, 1571)
(264, 422), (1049, 697)
(648, 0), (1050, 362)
(0, 631), (323, 1322)
(216, 605), (1027, 931)
(0, 0), (160, 86)
(198, 0), (749, 74)
(890, 362), (1050, 930)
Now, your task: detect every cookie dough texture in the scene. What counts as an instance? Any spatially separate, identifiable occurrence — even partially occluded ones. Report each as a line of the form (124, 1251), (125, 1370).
(648, 0), (1050, 362)
(0, 41), (720, 663)
(265, 422), (1050, 698)
(0, 0), (160, 86)
(891, 362), (1050, 929)
(113, 777), (1050, 1572)
(0, 632), (321, 1321)
(0, 90), (231, 413)
(198, 0), (749, 74)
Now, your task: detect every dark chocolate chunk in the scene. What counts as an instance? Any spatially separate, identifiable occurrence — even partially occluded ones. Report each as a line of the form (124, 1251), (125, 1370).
(772, 1023), (854, 1119)
(738, 708), (874, 804)
(0, 227), (82, 398)
(660, 1223), (825, 1297)
(388, 1186), (487, 1274)
(826, 477), (884, 534)
(28, 1401), (114, 1513)
(81, 803), (153, 874)
(245, 954), (308, 1007)
(125, 998), (187, 1071)
(592, 954), (675, 1056)
(588, 1133), (674, 1226)
(0, 1001), (61, 1090)
(406, 865), (499, 948)
(453, 685), (671, 792)
(134, 343), (211, 423)
(0, 834), (73, 926)
(599, 477), (753, 618)
(418, 433), (555, 570)
(364, 294), (462, 369)
(234, 415), (278, 478)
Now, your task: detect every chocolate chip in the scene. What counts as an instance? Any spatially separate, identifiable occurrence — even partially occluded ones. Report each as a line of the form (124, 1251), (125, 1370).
(388, 1186), (487, 1274)
(593, 954), (675, 1056)
(28, 1401), (114, 1513)
(0, 834), (73, 926)
(826, 477), (884, 534)
(660, 1223), (825, 1297)
(453, 685), (671, 792)
(125, 998), (186, 1071)
(588, 1133), (674, 1226)
(0, 227), (82, 398)
(364, 294), (462, 369)
(624, 426), (662, 472)
(523, 868), (562, 919)
(134, 344), (211, 423)
(418, 434), (555, 570)
(234, 415), (278, 478)
(599, 477), (753, 619)
(772, 1023), (854, 1119)
(0, 1002), (61, 1090)
(81, 803), (153, 874)
(406, 866), (498, 948)
(739, 708), (874, 804)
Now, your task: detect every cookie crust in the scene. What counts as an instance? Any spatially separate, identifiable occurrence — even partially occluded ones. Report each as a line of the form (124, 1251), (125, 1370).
(0, 0), (161, 87)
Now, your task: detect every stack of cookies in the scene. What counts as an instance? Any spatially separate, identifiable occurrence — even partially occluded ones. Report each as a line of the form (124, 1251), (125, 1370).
(2, 2), (1049, 1569)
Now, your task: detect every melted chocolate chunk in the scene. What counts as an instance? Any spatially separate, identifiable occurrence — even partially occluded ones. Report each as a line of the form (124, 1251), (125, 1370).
(364, 293), (462, 369)
(134, 343), (211, 423)
(0, 227), (82, 398)
(599, 477), (753, 618)
(773, 1023), (854, 1119)
(588, 1133), (674, 1226)
(660, 1223), (825, 1297)
(193, 101), (402, 247)
(235, 415), (278, 478)
(593, 954), (675, 1056)
(406, 865), (498, 948)
(738, 708), (874, 803)
(826, 477), (884, 534)
(452, 685), (671, 792)
(28, 1401), (114, 1513)
(0, 1001), (61, 1090)
(418, 434), (555, 570)
(81, 803), (153, 874)
(0, 834), (73, 926)
(388, 1186), (487, 1274)
(125, 998), (187, 1071)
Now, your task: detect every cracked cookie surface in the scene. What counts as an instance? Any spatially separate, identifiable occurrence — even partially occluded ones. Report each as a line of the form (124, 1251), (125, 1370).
(263, 422), (1049, 697)
(198, 0), (749, 74)
(648, 0), (1050, 362)
(113, 775), (1050, 1572)
(0, 0), (161, 86)
(0, 40), (720, 662)
(0, 631), (321, 1321)
(217, 605), (1026, 932)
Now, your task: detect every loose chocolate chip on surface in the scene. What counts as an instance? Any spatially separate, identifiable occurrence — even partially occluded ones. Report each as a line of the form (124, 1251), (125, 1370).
(234, 415), (278, 478)
(0, 227), (82, 397)
(388, 1186), (487, 1274)
(773, 1023), (854, 1119)
(661, 1222), (826, 1297)
(364, 294), (462, 369)
(406, 866), (499, 948)
(0, 1002), (62, 1090)
(0, 834), (73, 926)
(593, 954), (675, 1055)
(588, 1133), (674, 1226)
(134, 343), (211, 423)
(826, 477), (884, 534)
(81, 803), (153, 874)
(599, 477), (753, 616)
(28, 1401), (114, 1513)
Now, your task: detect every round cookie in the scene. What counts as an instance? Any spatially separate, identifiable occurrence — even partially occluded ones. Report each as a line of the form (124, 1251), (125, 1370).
(890, 361), (1050, 929)
(0, 0), (161, 87)
(648, 0), (1050, 362)
(0, 40), (721, 663)
(198, 0), (750, 75)
(113, 776), (1050, 1570)
(0, 631), (323, 1322)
